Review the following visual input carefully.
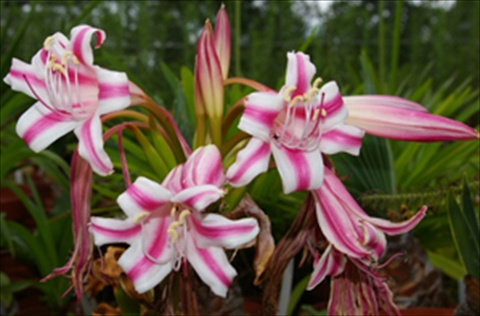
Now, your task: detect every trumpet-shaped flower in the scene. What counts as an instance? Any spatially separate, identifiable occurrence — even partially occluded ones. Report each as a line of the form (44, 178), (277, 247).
(344, 95), (479, 141)
(3, 25), (131, 175)
(90, 145), (259, 297)
(308, 167), (426, 290)
(310, 245), (401, 316)
(227, 52), (364, 193)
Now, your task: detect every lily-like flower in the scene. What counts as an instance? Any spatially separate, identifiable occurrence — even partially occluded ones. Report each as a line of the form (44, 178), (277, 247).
(3, 25), (131, 175)
(227, 52), (364, 193)
(214, 4), (231, 80)
(195, 20), (224, 145)
(344, 95), (479, 141)
(308, 167), (426, 289)
(41, 150), (93, 300)
(90, 145), (259, 297)
(311, 245), (401, 315)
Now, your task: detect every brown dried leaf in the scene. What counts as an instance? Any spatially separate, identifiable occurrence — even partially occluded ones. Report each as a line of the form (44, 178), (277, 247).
(225, 195), (275, 286)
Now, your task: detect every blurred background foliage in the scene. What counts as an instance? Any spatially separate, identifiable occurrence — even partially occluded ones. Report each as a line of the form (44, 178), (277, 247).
(0, 0), (479, 313)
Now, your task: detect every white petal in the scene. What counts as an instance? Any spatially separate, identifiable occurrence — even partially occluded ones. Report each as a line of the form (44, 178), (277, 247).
(186, 235), (237, 297)
(238, 91), (284, 142)
(189, 213), (259, 249)
(16, 102), (77, 152)
(270, 143), (324, 194)
(226, 138), (271, 187)
(117, 176), (172, 218)
(74, 115), (113, 176)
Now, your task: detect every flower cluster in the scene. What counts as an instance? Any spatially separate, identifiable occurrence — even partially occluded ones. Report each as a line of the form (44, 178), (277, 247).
(3, 5), (478, 315)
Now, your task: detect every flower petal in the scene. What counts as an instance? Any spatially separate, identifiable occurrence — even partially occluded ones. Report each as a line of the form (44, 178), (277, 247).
(182, 145), (225, 188)
(16, 102), (77, 152)
(162, 164), (184, 194)
(320, 124), (365, 156)
(196, 21), (224, 120)
(239, 91), (284, 142)
(307, 244), (346, 290)
(189, 213), (259, 249)
(285, 52), (316, 96)
(270, 144), (324, 194)
(344, 95), (427, 112)
(226, 138), (271, 188)
(4, 58), (49, 101)
(186, 235), (237, 297)
(344, 96), (479, 141)
(171, 184), (224, 211)
(118, 217), (172, 294)
(323, 168), (427, 235)
(320, 81), (348, 132)
(117, 176), (172, 218)
(70, 25), (106, 66)
(95, 66), (131, 115)
(90, 217), (141, 246)
(214, 4), (231, 79)
(312, 187), (369, 259)
(367, 206), (427, 235)
(74, 115), (113, 176)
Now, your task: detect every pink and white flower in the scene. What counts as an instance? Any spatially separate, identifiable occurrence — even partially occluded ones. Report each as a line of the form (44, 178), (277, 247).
(344, 95), (479, 141)
(90, 145), (259, 297)
(310, 246), (401, 316)
(307, 167), (426, 290)
(226, 52), (364, 193)
(3, 25), (131, 175)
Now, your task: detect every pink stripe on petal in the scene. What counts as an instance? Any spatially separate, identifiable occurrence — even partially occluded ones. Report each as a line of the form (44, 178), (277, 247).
(91, 222), (140, 239)
(293, 53), (308, 96)
(194, 244), (231, 288)
(190, 214), (258, 249)
(126, 184), (168, 212)
(243, 105), (279, 127)
(127, 219), (170, 282)
(78, 117), (111, 175)
(226, 138), (271, 187)
(98, 82), (130, 99)
(172, 185), (224, 211)
(313, 188), (368, 258)
(270, 144), (323, 193)
(320, 125), (365, 156)
(323, 92), (343, 115)
(22, 111), (73, 147)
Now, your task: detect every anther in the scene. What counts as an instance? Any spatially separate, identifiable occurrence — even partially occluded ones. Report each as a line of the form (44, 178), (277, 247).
(61, 51), (76, 65)
(43, 36), (55, 51)
(288, 95), (304, 108)
(321, 109), (327, 117)
(312, 77), (323, 89)
(312, 109), (320, 122)
(133, 211), (150, 223)
(283, 86), (296, 102)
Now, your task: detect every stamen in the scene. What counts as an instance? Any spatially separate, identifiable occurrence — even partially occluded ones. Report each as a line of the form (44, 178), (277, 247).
(167, 210), (191, 243)
(133, 211), (150, 223)
(312, 77), (323, 89)
(43, 36), (55, 51)
(139, 221), (170, 265)
(61, 51), (80, 65)
(288, 95), (304, 108)
(321, 108), (327, 117)
(312, 109), (320, 122)
(283, 86), (296, 102)
(22, 74), (69, 117)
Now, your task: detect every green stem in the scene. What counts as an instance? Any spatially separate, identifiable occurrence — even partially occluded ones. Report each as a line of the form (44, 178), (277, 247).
(389, 0), (403, 94)
(378, 0), (386, 93)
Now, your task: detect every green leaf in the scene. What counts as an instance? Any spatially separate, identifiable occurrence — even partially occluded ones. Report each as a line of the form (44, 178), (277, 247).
(287, 274), (310, 315)
(114, 285), (141, 315)
(130, 125), (169, 180)
(447, 191), (480, 280)
(426, 250), (466, 281)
